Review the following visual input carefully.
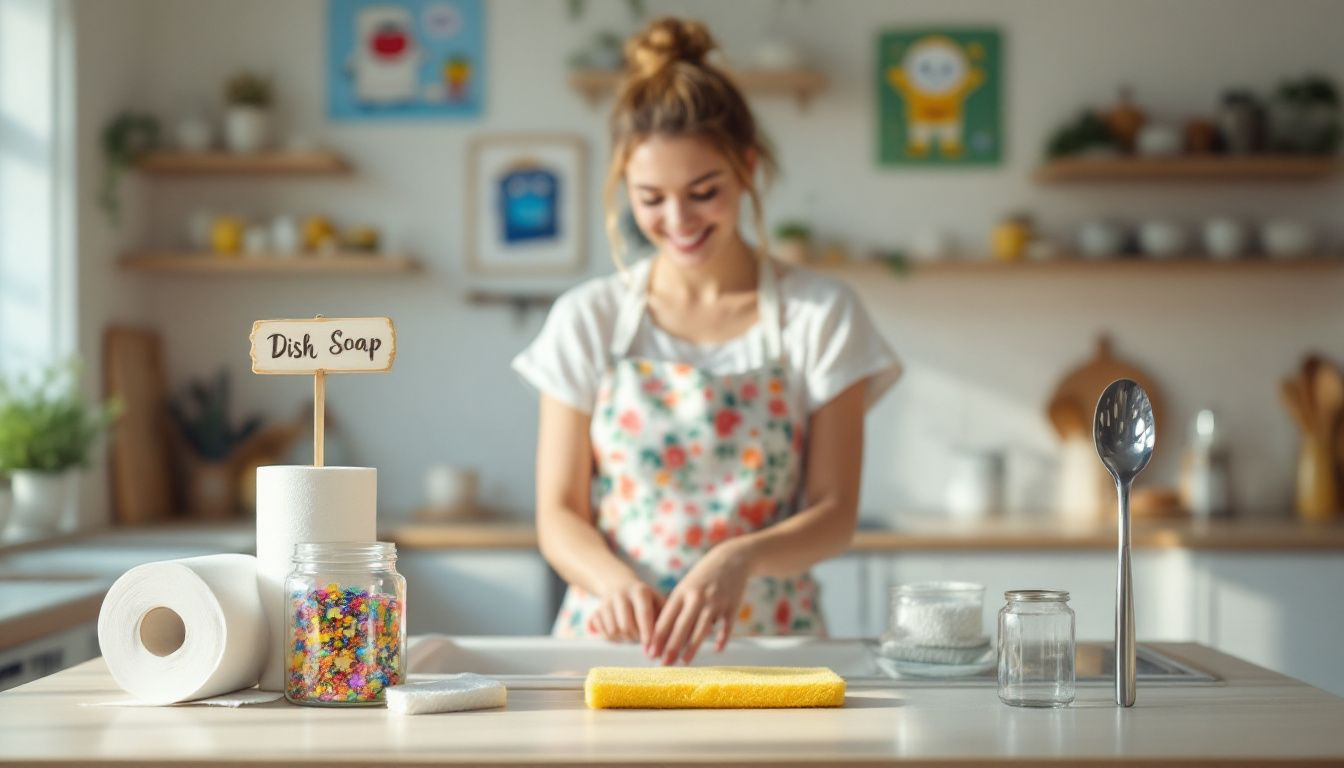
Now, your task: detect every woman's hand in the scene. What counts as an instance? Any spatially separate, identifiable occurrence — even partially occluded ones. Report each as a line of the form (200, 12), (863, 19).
(594, 577), (663, 647)
(648, 540), (754, 665)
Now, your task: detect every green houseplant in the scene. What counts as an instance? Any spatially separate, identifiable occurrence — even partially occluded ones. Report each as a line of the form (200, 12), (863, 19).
(0, 363), (119, 533)
(169, 369), (262, 519)
(223, 71), (274, 153)
(774, 219), (813, 265)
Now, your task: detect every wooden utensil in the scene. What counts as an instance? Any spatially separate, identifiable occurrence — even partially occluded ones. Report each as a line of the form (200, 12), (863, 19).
(1310, 359), (1343, 439)
(1281, 377), (1313, 434)
(103, 327), (176, 525)
(1047, 335), (1164, 447)
(1047, 396), (1089, 440)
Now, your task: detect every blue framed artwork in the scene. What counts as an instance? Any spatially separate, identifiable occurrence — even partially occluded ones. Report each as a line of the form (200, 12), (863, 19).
(468, 135), (587, 275)
(327, 0), (485, 120)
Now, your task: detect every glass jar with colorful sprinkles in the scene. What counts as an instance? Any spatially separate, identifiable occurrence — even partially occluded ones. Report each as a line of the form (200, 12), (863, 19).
(285, 542), (406, 707)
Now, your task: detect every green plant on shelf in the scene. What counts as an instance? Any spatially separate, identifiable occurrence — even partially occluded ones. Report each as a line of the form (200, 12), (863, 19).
(100, 111), (160, 226)
(1044, 110), (1116, 160)
(169, 369), (262, 463)
(225, 71), (274, 108)
(774, 220), (813, 242)
(0, 361), (120, 473)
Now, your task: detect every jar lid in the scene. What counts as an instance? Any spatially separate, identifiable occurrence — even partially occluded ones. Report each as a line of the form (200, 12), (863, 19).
(1004, 589), (1069, 602)
(292, 541), (396, 564)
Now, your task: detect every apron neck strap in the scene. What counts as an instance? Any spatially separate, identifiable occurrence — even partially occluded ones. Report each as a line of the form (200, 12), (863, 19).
(608, 256), (784, 362)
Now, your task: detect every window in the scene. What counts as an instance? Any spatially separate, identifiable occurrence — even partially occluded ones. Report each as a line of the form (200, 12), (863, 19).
(0, 0), (71, 377)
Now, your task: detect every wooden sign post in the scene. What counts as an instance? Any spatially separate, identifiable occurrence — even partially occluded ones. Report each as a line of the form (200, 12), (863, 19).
(250, 316), (396, 466)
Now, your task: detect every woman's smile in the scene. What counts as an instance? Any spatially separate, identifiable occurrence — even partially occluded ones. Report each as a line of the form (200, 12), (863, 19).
(666, 225), (715, 254)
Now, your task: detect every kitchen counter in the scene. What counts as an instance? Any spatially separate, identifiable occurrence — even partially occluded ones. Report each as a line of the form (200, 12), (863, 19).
(387, 517), (1344, 552)
(1, 642), (1342, 766)
(0, 524), (254, 654)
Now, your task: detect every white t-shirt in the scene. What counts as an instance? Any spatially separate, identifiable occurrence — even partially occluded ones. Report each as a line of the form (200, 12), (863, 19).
(512, 259), (901, 415)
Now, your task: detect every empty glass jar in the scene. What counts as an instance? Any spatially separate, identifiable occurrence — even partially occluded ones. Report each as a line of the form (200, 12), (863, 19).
(997, 589), (1075, 707)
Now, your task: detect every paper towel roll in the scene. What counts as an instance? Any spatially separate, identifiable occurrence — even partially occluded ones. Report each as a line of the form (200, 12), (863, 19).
(255, 465), (377, 691)
(97, 554), (267, 705)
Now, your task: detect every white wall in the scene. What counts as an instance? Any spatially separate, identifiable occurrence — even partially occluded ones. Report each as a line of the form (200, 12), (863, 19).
(79, 0), (1344, 522)
(71, 0), (155, 526)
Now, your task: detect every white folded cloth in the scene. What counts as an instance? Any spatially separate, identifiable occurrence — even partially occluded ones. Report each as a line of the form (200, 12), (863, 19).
(386, 674), (507, 715)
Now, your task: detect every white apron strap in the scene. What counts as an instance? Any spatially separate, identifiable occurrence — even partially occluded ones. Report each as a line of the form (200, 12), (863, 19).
(608, 258), (653, 361)
(609, 257), (784, 363)
(758, 258), (784, 363)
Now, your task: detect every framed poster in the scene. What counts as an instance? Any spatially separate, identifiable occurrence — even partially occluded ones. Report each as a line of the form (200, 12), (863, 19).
(467, 134), (587, 275)
(877, 28), (1002, 166)
(327, 0), (485, 120)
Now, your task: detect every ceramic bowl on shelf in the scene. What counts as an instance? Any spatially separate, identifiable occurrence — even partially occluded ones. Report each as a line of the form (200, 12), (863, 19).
(1262, 219), (1317, 259)
(1076, 219), (1126, 259)
(1202, 217), (1250, 260)
(1138, 219), (1188, 258)
(1136, 123), (1182, 157)
(909, 229), (954, 261)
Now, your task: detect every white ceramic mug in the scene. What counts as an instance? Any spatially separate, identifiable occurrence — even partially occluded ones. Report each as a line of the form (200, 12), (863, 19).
(1138, 220), (1188, 258)
(423, 465), (479, 519)
(1076, 219), (1125, 259)
(910, 229), (953, 261)
(1262, 219), (1317, 259)
(1202, 217), (1249, 260)
(1136, 123), (1181, 157)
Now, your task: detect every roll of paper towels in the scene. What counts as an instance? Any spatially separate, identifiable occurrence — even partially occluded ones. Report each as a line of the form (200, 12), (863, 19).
(255, 465), (377, 691)
(97, 554), (267, 704)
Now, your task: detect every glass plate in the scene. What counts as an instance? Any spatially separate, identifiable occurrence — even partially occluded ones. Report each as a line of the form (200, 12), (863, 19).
(874, 648), (996, 678)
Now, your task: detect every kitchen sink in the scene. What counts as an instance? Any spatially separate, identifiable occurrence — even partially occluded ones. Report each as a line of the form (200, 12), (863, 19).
(406, 636), (1218, 689)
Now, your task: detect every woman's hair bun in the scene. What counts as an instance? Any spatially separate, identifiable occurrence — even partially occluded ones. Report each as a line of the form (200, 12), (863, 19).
(624, 17), (716, 80)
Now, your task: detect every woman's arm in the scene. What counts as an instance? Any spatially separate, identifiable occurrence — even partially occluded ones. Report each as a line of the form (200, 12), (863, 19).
(535, 394), (661, 645)
(734, 378), (866, 576)
(649, 379), (866, 663)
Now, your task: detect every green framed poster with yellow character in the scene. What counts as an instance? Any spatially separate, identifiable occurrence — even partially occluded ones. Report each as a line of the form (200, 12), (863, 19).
(877, 28), (1002, 166)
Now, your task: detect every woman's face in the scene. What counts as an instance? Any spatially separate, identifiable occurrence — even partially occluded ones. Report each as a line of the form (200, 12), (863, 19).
(625, 134), (749, 271)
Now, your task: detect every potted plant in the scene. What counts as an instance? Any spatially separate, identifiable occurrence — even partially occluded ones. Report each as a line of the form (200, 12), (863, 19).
(0, 363), (119, 534)
(774, 220), (813, 265)
(169, 370), (262, 519)
(223, 71), (274, 153)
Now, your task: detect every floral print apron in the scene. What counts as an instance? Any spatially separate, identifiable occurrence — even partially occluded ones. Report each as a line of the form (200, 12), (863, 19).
(553, 258), (824, 639)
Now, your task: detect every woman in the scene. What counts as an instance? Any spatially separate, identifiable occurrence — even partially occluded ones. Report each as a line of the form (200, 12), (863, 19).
(513, 17), (899, 665)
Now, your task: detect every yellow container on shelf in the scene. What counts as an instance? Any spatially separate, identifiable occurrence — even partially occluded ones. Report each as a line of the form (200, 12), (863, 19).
(991, 216), (1032, 263)
(210, 215), (246, 255)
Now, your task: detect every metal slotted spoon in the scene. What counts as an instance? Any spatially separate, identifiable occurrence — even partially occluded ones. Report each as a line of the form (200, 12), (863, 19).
(1094, 378), (1156, 708)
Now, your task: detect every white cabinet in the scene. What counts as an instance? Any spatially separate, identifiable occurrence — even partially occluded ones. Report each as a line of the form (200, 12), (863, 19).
(398, 551), (556, 635)
(0, 624), (99, 692)
(1191, 552), (1344, 697)
(812, 554), (868, 637)
(845, 548), (1343, 697)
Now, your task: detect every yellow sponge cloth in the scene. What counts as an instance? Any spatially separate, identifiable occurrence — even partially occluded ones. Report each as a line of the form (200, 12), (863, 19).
(584, 666), (846, 709)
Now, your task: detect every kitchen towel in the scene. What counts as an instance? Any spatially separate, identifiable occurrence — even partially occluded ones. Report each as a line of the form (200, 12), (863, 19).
(255, 465), (377, 691)
(386, 675), (507, 714)
(97, 553), (268, 705)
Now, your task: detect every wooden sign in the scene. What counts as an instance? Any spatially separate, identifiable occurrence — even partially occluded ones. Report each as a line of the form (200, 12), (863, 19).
(250, 316), (396, 374)
(249, 316), (396, 467)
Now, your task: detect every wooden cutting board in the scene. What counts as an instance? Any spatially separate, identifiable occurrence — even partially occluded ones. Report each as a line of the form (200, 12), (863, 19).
(103, 327), (177, 525)
(1046, 335), (1164, 444)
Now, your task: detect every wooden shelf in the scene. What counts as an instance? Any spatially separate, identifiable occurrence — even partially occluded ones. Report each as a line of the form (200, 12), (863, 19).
(827, 255), (1344, 278)
(569, 68), (827, 108)
(119, 253), (420, 274)
(1035, 155), (1341, 182)
(135, 150), (352, 176)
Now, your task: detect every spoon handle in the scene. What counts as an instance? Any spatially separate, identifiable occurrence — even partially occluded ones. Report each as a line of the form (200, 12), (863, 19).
(1116, 481), (1136, 707)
